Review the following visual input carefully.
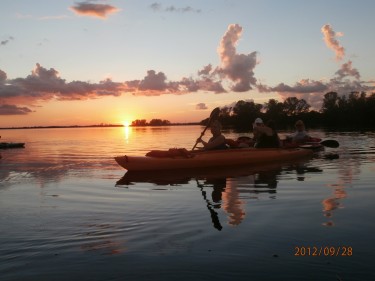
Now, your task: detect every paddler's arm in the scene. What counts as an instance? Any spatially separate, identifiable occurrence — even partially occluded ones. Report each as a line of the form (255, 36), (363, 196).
(197, 135), (226, 150)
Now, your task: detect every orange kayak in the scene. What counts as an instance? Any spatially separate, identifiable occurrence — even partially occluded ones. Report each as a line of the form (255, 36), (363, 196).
(114, 148), (313, 172)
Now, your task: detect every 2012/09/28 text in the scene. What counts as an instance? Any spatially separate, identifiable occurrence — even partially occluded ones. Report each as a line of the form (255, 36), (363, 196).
(294, 246), (353, 256)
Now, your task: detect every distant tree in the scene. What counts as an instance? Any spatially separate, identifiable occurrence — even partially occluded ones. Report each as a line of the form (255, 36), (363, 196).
(131, 119), (148, 126)
(149, 119), (171, 126)
(264, 99), (285, 123)
(218, 106), (233, 127)
(232, 100), (262, 130)
(198, 92), (375, 130)
(365, 93), (375, 127)
(301, 110), (323, 128)
(283, 97), (310, 116)
(346, 91), (370, 127)
(321, 92), (339, 113)
(320, 92), (341, 126)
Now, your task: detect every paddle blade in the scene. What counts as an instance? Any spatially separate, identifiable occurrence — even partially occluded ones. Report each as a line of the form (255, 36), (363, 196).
(320, 139), (339, 148)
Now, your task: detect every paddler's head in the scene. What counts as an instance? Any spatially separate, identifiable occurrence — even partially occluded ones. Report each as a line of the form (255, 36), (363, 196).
(295, 120), (305, 131)
(210, 120), (222, 135)
(253, 117), (264, 129)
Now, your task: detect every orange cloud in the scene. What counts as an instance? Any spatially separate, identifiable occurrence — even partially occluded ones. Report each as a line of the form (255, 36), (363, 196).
(70, 1), (120, 19)
(321, 24), (345, 61)
(0, 104), (33, 115)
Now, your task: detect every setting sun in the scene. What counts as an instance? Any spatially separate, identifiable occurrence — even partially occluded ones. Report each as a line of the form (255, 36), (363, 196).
(123, 120), (131, 127)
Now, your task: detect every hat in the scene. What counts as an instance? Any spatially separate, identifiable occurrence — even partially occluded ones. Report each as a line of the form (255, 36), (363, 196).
(254, 118), (263, 124)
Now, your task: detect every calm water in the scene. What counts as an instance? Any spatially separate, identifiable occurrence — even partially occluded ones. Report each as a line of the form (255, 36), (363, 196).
(0, 126), (374, 281)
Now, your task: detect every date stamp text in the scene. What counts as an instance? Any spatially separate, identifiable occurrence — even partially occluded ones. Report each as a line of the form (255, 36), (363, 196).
(294, 246), (353, 256)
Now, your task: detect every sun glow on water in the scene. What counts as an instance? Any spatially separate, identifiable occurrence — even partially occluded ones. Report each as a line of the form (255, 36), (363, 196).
(122, 123), (131, 143)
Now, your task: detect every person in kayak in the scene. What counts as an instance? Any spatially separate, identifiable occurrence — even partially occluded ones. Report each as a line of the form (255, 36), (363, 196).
(253, 118), (280, 148)
(287, 120), (311, 143)
(196, 120), (228, 150)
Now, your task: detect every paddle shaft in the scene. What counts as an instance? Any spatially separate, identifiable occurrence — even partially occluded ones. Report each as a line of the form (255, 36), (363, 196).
(192, 127), (209, 150)
(196, 180), (223, 231)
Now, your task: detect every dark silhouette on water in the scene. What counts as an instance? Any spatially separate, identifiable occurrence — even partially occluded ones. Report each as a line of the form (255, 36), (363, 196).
(116, 160), (324, 230)
(196, 179), (223, 231)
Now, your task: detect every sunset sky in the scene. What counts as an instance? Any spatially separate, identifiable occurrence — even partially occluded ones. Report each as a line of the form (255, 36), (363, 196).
(1, 0), (374, 127)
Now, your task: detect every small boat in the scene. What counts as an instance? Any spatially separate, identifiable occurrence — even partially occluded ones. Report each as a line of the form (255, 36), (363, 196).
(114, 147), (313, 172)
(0, 142), (25, 149)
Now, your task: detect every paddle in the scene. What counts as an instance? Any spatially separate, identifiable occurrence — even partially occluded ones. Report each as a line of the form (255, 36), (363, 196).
(196, 179), (223, 231)
(304, 139), (339, 148)
(319, 139), (339, 148)
(192, 107), (221, 150)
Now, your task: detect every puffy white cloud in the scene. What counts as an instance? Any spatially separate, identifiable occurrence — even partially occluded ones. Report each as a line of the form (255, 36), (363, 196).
(0, 64), (123, 104)
(138, 70), (167, 91)
(215, 24), (258, 92)
(196, 103), (208, 110)
(335, 60), (360, 80)
(321, 24), (345, 61)
(150, 3), (201, 13)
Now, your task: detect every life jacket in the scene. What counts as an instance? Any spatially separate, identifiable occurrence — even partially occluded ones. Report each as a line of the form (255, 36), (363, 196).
(207, 135), (228, 150)
(255, 131), (280, 148)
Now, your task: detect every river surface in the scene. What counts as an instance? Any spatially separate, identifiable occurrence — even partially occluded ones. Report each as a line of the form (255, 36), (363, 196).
(0, 126), (374, 281)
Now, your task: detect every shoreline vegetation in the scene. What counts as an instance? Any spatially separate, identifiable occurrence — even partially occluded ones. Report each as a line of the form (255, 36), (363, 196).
(203, 91), (375, 131)
(0, 122), (199, 130)
(1, 91), (374, 130)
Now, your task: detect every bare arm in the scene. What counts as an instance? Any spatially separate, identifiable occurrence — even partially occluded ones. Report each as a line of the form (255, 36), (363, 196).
(198, 135), (226, 150)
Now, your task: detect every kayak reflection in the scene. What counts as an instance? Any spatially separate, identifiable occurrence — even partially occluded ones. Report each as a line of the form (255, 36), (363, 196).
(116, 160), (322, 230)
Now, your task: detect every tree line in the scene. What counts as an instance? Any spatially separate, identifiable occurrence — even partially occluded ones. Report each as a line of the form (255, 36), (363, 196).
(201, 91), (375, 131)
(131, 119), (171, 126)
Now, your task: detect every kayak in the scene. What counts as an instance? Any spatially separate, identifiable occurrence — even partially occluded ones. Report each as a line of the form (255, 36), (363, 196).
(0, 142), (25, 149)
(114, 147), (313, 172)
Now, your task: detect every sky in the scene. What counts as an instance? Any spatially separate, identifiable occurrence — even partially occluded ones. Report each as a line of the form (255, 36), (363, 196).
(1, 0), (374, 127)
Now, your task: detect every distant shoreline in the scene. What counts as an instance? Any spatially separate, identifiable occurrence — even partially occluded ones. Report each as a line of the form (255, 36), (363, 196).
(0, 123), (200, 130)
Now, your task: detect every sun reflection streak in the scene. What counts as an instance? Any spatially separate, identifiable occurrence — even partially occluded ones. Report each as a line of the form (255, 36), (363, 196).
(123, 125), (131, 143)
(223, 178), (247, 226)
(322, 183), (347, 227)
